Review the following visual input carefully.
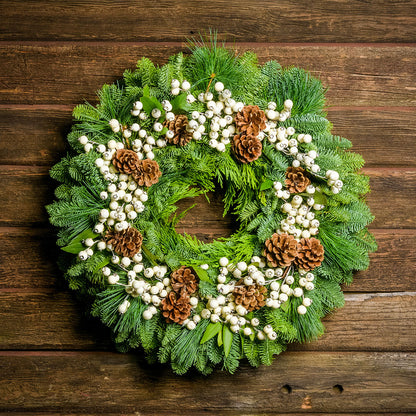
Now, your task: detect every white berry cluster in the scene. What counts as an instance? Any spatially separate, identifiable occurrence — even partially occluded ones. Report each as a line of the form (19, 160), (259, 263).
(194, 256), (315, 339)
(170, 79), (247, 152)
(76, 134), (171, 320)
(103, 263), (171, 319)
(279, 195), (321, 239)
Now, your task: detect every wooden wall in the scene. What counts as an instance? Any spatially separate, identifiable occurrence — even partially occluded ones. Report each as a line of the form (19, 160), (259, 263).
(0, 1), (415, 414)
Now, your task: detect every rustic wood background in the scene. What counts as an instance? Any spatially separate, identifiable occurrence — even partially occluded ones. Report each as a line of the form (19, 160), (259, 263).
(1, 1), (415, 414)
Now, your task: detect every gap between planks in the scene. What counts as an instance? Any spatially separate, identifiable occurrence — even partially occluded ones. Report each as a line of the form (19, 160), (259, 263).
(1, 40), (416, 47)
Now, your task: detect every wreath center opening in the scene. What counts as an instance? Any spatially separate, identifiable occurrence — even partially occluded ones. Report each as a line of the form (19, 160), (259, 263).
(175, 190), (236, 243)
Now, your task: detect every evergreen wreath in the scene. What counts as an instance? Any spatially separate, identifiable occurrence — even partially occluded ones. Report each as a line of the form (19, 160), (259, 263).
(47, 36), (377, 375)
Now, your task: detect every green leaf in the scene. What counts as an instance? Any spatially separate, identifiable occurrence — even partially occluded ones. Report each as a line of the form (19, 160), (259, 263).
(171, 93), (192, 113)
(140, 96), (164, 114)
(260, 179), (274, 191)
(193, 266), (211, 282)
(217, 326), (223, 346)
(223, 325), (233, 357)
(142, 85), (150, 97)
(61, 229), (98, 254)
(141, 244), (159, 266)
(281, 301), (289, 312)
(200, 322), (222, 344)
(313, 192), (328, 205)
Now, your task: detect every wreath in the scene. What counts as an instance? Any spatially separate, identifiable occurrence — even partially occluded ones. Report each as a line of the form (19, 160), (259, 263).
(47, 37), (376, 375)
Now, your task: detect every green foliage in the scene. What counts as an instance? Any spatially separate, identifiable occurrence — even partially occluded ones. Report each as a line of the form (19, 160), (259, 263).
(48, 35), (376, 375)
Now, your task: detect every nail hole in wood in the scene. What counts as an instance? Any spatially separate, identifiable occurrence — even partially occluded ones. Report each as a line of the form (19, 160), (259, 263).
(333, 384), (344, 394)
(281, 384), (292, 394)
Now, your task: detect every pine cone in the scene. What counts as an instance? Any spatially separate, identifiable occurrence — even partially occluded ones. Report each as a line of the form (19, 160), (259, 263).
(161, 291), (192, 324)
(163, 115), (192, 146)
(263, 233), (298, 268)
(112, 149), (140, 175)
(285, 167), (311, 193)
(232, 133), (262, 164)
(234, 105), (267, 136)
(105, 227), (143, 258)
(294, 237), (324, 271)
(171, 266), (199, 296)
(132, 159), (162, 187)
(233, 280), (267, 311)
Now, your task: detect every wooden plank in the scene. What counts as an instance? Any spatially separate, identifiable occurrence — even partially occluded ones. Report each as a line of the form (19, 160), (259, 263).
(328, 107), (416, 167)
(0, 44), (415, 106)
(0, 351), (414, 413)
(1, 0), (415, 42)
(362, 167), (416, 229)
(0, 412), (416, 416)
(1, 106), (415, 167)
(0, 107), (68, 166)
(0, 166), (413, 229)
(2, 228), (413, 292)
(0, 291), (110, 350)
(0, 291), (414, 351)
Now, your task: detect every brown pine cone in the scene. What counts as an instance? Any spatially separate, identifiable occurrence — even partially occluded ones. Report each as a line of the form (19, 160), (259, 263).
(294, 237), (324, 271)
(233, 280), (267, 311)
(163, 115), (192, 146)
(112, 149), (140, 175)
(132, 159), (162, 187)
(232, 133), (262, 164)
(161, 291), (192, 324)
(171, 266), (199, 296)
(285, 167), (311, 193)
(263, 233), (298, 268)
(105, 227), (143, 258)
(234, 105), (267, 136)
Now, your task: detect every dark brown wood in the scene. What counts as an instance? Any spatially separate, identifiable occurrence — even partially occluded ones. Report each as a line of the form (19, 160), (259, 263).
(0, 290), (414, 351)
(2, 106), (415, 167)
(0, 351), (414, 413)
(0, 2), (414, 413)
(0, 44), (415, 106)
(2, 228), (413, 292)
(3, 414), (414, 416)
(0, 165), (413, 229)
(1, 0), (416, 42)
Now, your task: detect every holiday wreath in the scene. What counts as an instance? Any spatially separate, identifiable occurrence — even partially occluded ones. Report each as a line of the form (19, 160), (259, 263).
(47, 37), (376, 374)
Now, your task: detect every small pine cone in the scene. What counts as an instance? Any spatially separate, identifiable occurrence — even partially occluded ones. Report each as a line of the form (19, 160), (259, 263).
(234, 105), (267, 136)
(294, 237), (324, 271)
(263, 233), (298, 268)
(105, 227), (143, 258)
(232, 133), (262, 164)
(161, 291), (192, 324)
(285, 167), (311, 193)
(163, 115), (192, 146)
(112, 149), (140, 175)
(170, 266), (199, 296)
(233, 280), (267, 312)
(132, 159), (162, 187)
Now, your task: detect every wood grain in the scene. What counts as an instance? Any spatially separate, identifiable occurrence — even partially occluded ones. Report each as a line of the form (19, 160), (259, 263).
(1, 0), (415, 42)
(0, 351), (414, 413)
(1, 44), (415, 106)
(2, 106), (415, 167)
(0, 1), (414, 412)
(0, 291), (414, 351)
(0, 165), (413, 229)
(2, 228), (413, 292)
